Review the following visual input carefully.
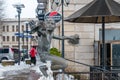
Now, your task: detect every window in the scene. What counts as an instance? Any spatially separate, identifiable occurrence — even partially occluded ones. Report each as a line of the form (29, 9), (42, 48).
(12, 25), (15, 32)
(12, 36), (15, 41)
(22, 25), (24, 31)
(16, 36), (18, 41)
(99, 29), (120, 70)
(3, 46), (9, 48)
(16, 25), (18, 32)
(112, 44), (120, 69)
(7, 36), (9, 41)
(7, 25), (9, 32)
(0, 48), (9, 53)
(3, 36), (5, 41)
(0, 49), (9, 53)
(3, 26), (5, 31)
(12, 46), (18, 48)
(99, 29), (120, 40)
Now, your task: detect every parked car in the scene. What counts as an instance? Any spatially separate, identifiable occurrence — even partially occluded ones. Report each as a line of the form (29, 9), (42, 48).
(0, 48), (19, 62)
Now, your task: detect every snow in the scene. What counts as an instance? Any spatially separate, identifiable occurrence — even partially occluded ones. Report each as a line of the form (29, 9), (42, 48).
(0, 57), (74, 80)
(0, 57), (42, 79)
(0, 62), (29, 78)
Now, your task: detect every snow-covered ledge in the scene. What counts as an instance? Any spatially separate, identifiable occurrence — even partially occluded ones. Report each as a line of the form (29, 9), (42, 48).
(1, 60), (15, 66)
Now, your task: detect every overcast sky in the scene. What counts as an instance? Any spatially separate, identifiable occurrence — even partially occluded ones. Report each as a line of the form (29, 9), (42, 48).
(4, 0), (38, 18)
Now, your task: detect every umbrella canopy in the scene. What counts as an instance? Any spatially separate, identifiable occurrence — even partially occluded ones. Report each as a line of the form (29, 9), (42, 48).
(65, 0), (120, 23)
(65, 0), (120, 69)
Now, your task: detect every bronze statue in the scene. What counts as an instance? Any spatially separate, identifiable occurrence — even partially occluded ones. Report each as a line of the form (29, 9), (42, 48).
(29, 1), (79, 77)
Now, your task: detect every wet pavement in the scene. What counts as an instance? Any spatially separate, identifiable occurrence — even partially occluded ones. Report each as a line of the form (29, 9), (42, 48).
(2, 69), (41, 80)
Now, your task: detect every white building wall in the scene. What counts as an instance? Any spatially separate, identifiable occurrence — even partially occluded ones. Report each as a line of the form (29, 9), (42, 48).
(63, 0), (120, 72)
(62, 0), (95, 72)
(1, 18), (37, 51)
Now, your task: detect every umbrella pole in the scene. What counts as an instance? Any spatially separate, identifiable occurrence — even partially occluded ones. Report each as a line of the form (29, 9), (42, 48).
(102, 16), (106, 70)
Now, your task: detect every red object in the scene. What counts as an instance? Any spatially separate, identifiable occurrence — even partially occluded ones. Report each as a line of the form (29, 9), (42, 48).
(49, 11), (58, 16)
(29, 48), (37, 57)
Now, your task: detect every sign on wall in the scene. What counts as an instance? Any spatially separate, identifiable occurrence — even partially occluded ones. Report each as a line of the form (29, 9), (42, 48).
(45, 11), (62, 23)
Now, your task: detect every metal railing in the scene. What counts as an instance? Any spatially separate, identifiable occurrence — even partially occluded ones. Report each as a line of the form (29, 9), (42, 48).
(53, 58), (120, 80)
(53, 70), (120, 80)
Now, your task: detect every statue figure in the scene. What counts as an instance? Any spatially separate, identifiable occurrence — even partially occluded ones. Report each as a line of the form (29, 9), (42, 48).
(29, 1), (79, 78)
(29, 18), (79, 77)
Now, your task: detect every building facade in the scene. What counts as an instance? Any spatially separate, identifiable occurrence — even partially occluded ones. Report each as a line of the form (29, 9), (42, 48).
(0, 18), (38, 50)
(62, 0), (120, 72)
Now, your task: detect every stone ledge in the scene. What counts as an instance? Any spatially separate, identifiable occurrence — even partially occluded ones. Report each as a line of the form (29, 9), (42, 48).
(1, 60), (15, 66)
(25, 59), (31, 65)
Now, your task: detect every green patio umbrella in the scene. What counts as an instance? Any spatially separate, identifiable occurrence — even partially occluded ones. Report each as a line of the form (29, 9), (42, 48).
(65, 0), (120, 69)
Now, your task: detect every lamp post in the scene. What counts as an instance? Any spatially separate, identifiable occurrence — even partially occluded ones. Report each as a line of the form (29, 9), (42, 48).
(36, 0), (47, 21)
(53, 0), (70, 58)
(23, 31), (24, 49)
(26, 23), (29, 57)
(13, 3), (25, 65)
(23, 21), (30, 58)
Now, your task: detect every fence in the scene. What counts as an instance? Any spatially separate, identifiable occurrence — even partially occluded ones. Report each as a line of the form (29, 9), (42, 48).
(53, 71), (120, 80)
(55, 58), (120, 80)
(52, 65), (120, 80)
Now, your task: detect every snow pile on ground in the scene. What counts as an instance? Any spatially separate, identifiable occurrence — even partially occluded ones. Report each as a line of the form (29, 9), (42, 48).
(0, 61), (31, 78)
(0, 57), (42, 79)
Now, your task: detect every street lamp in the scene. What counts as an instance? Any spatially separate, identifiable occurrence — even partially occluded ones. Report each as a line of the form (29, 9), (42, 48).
(13, 3), (25, 65)
(23, 21), (33, 58)
(25, 22), (29, 57)
(53, 0), (70, 58)
(36, 0), (47, 21)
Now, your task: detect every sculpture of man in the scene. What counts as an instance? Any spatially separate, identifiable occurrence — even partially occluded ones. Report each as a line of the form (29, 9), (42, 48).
(29, 18), (79, 76)
(29, 1), (79, 77)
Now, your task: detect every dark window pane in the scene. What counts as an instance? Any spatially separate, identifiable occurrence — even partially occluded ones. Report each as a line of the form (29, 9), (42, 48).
(7, 25), (9, 32)
(12, 25), (15, 31)
(3, 36), (5, 41)
(16, 25), (18, 31)
(3, 49), (9, 53)
(3, 26), (5, 31)
(7, 36), (9, 41)
(12, 36), (15, 41)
